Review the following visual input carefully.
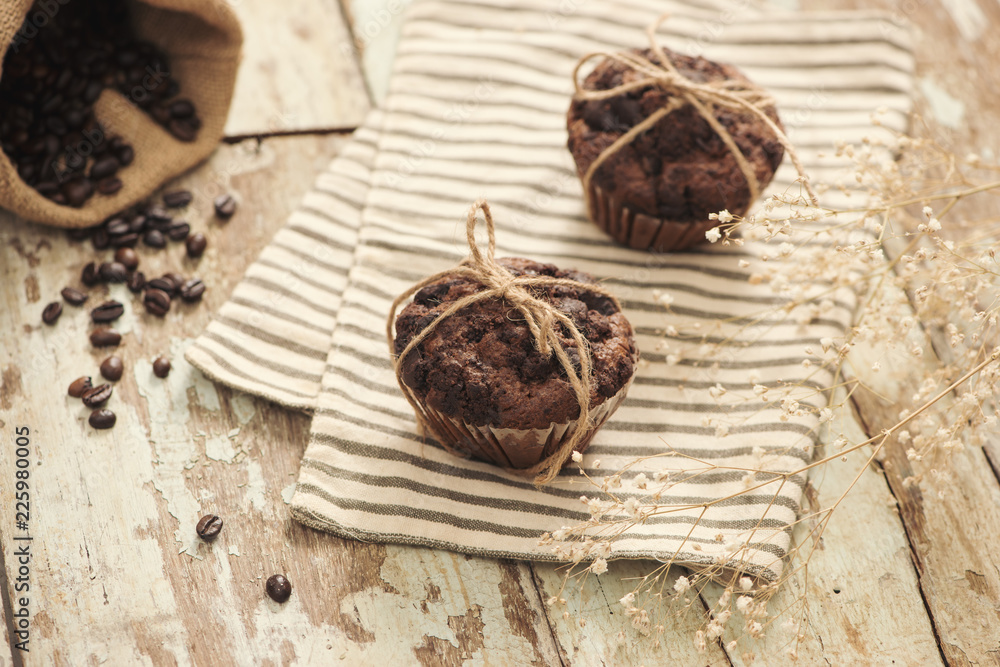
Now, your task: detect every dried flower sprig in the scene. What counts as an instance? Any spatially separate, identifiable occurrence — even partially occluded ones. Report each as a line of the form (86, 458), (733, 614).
(542, 120), (1000, 654)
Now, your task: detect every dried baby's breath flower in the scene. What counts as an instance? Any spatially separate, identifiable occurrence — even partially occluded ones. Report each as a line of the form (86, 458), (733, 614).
(589, 558), (608, 575)
(543, 128), (1000, 654)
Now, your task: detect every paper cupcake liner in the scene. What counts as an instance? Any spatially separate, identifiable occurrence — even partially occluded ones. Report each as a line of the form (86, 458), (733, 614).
(587, 184), (738, 253)
(419, 374), (635, 470)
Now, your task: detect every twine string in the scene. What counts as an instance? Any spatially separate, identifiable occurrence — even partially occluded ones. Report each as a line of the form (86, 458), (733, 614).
(572, 12), (818, 210)
(387, 199), (623, 484)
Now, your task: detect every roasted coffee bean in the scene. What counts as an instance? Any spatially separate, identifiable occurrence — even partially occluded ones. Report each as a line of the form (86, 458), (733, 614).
(105, 218), (130, 236)
(186, 232), (207, 258)
(265, 575), (292, 603)
(89, 156), (119, 181)
(81, 383), (113, 408)
(165, 272), (186, 290)
(214, 194), (237, 219)
(81, 261), (101, 286)
(61, 287), (88, 306)
(147, 276), (178, 295)
(128, 215), (148, 234)
(110, 232), (139, 248)
(91, 300), (124, 323)
(180, 278), (205, 303)
(114, 247), (139, 271)
(88, 409), (116, 429)
(153, 356), (171, 378)
(163, 189), (192, 208)
(143, 289), (171, 317)
(62, 179), (93, 207)
(100, 262), (128, 283)
(127, 271), (146, 293)
(67, 227), (94, 242)
(100, 355), (124, 382)
(68, 376), (93, 398)
(167, 221), (191, 241)
(169, 99), (196, 119)
(97, 177), (123, 195)
(167, 118), (198, 142)
(143, 229), (166, 248)
(195, 514), (223, 541)
(42, 301), (63, 325)
(145, 206), (172, 224)
(116, 145), (135, 167)
(89, 328), (122, 347)
(91, 228), (110, 251)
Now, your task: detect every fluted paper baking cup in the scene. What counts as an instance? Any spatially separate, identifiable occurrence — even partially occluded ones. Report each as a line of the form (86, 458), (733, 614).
(587, 184), (736, 253)
(418, 373), (635, 470)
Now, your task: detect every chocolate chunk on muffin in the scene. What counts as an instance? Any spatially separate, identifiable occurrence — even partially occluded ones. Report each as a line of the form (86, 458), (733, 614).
(393, 257), (638, 470)
(568, 47), (785, 252)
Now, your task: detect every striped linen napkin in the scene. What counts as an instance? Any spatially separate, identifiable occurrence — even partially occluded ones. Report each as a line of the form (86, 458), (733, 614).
(186, 0), (913, 580)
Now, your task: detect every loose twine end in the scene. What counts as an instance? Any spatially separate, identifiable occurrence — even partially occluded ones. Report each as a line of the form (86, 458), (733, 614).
(387, 199), (623, 485)
(572, 12), (818, 210)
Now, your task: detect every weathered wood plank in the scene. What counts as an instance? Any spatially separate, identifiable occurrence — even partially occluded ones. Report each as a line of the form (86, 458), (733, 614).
(0, 134), (558, 664)
(845, 311), (1000, 665)
(225, 0), (371, 137)
(701, 388), (943, 666)
(532, 561), (732, 666)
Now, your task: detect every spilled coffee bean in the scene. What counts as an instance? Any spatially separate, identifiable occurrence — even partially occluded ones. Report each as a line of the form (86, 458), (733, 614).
(214, 194), (237, 219)
(89, 409), (117, 429)
(90, 329), (122, 347)
(265, 575), (292, 603)
(68, 376), (93, 398)
(100, 356), (124, 382)
(127, 271), (146, 294)
(81, 262), (101, 286)
(186, 232), (207, 258)
(153, 356), (171, 378)
(180, 279), (205, 303)
(81, 383), (113, 408)
(114, 247), (139, 271)
(61, 287), (88, 306)
(163, 190), (193, 208)
(42, 302), (63, 325)
(196, 514), (223, 541)
(91, 300), (124, 323)
(100, 262), (129, 282)
(143, 289), (171, 317)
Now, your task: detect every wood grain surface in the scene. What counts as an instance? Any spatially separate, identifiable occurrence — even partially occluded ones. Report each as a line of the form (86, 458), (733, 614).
(2, 0), (999, 664)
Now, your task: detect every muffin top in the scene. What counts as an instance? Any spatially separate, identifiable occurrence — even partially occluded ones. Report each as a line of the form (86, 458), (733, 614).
(567, 47), (785, 223)
(393, 257), (638, 430)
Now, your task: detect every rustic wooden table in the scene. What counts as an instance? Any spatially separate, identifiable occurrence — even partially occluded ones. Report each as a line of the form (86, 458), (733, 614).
(2, 0), (999, 664)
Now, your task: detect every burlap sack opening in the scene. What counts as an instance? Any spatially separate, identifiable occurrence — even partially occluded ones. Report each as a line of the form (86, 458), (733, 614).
(0, 0), (243, 228)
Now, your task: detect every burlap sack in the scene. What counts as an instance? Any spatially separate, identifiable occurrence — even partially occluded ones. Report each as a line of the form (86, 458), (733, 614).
(0, 0), (242, 228)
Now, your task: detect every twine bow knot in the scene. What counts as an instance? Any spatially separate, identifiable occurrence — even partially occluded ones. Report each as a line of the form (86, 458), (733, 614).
(388, 199), (623, 484)
(573, 13), (818, 208)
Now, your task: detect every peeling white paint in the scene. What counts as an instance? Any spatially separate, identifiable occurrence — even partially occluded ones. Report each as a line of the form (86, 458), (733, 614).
(135, 340), (210, 559)
(205, 435), (238, 462)
(231, 393), (257, 425)
(919, 78), (965, 130)
(244, 460), (270, 515)
(281, 484), (297, 505)
(229, 546), (241, 556)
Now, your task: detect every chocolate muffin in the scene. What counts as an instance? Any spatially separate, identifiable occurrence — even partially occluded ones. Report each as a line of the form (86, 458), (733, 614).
(567, 47), (785, 252)
(393, 257), (638, 469)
